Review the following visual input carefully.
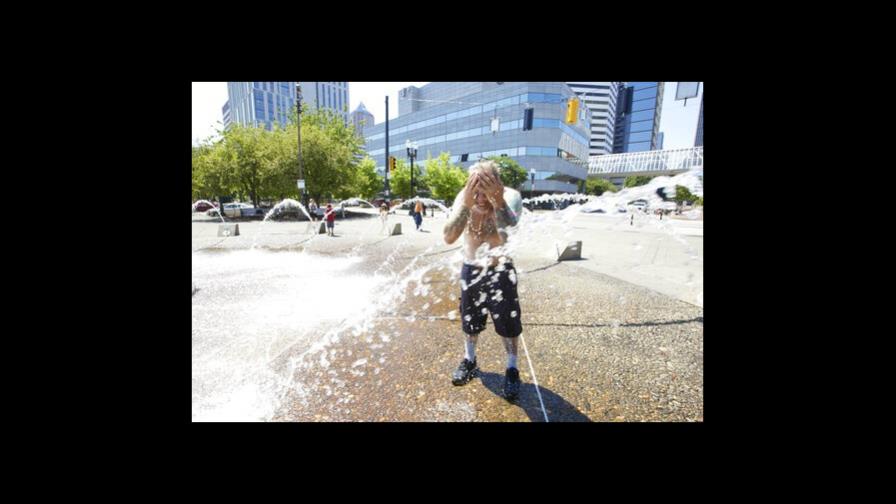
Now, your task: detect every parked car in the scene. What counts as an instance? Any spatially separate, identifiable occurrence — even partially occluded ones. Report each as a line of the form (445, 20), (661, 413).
(209, 202), (255, 218)
(627, 199), (649, 211)
(193, 201), (219, 213)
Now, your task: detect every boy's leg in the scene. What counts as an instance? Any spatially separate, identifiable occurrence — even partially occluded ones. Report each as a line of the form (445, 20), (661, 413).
(465, 333), (479, 362)
(488, 264), (523, 400)
(452, 331), (480, 385)
(453, 265), (487, 386)
(502, 336), (518, 369)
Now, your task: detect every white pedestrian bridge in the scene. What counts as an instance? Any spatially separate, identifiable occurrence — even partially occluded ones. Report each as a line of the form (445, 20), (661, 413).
(587, 146), (703, 185)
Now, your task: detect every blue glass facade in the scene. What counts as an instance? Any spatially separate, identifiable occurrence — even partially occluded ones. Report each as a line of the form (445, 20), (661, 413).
(694, 94), (703, 147)
(299, 82), (349, 124)
(362, 82), (591, 194)
(227, 82), (297, 131)
(612, 82), (664, 153)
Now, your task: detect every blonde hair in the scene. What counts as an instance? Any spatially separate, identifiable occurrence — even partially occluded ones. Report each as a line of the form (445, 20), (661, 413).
(468, 160), (501, 179)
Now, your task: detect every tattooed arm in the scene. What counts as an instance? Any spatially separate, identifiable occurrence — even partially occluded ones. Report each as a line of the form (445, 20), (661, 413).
(493, 188), (522, 229)
(444, 204), (470, 244)
(445, 177), (477, 244)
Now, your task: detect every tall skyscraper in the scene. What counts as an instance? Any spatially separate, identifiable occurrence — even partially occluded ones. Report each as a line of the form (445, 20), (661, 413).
(225, 82), (297, 131)
(350, 102), (375, 138)
(299, 82), (349, 124)
(222, 100), (232, 129)
(612, 82), (664, 153)
(566, 82), (621, 156)
(694, 94), (703, 147)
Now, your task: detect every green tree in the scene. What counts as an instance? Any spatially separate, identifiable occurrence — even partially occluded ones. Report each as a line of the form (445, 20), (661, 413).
(421, 152), (468, 201)
(349, 157), (384, 200)
(190, 106), (366, 209)
(280, 106), (364, 203)
(585, 177), (619, 196)
(674, 185), (699, 206)
(388, 158), (426, 199)
(217, 124), (274, 207)
(192, 138), (236, 204)
(486, 156), (529, 190)
(624, 175), (654, 188)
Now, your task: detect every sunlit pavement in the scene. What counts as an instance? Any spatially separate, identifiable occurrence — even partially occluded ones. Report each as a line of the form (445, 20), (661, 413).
(192, 210), (703, 422)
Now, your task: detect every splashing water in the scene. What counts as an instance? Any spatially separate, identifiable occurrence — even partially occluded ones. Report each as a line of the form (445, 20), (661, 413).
(192, 199), (225, 223)
(192, 168), (703, 421)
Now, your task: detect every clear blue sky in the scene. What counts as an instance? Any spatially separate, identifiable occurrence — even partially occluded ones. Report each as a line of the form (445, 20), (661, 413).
(193, 82), (702, 149)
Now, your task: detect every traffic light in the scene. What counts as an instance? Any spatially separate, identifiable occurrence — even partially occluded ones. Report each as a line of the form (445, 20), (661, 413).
(565, 97), (579, 124)
(523, 107), (534, 131)
(388, 156), (396, 172)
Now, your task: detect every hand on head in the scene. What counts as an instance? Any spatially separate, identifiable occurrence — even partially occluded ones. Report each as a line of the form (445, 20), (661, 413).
(476, 170), (503, 202)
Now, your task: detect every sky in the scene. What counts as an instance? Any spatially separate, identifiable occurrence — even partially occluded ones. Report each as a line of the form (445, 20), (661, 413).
(192, 82), (702, 149)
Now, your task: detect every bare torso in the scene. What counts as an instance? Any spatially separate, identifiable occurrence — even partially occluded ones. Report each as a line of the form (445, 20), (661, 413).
(463, 205), (506, 265)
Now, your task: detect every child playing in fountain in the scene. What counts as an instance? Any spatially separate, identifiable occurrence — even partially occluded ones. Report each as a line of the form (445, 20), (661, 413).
(324, 203), (336, 237)
(443, 160), (525, 401)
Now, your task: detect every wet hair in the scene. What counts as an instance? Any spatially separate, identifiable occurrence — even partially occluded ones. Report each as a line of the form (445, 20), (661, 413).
(468, 160), (500, 179)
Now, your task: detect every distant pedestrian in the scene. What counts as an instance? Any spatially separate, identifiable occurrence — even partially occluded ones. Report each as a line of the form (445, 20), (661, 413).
(324, 203), (336, 236)
(380, 203), (389, 234)
(308, 199), (319, 221)
(414, 199), (424, 231)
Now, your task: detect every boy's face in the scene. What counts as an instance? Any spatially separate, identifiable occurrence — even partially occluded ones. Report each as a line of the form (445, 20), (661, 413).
(473, 187), (492, 210)
(471, 170), (495, 211)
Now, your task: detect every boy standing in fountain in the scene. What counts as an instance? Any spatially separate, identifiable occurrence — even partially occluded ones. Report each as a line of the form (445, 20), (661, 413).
(443, 160), (524, 401)
(324, 203), (336, 237)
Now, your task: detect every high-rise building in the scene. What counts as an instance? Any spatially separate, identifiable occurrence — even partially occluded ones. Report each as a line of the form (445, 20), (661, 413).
(224, 82), (349, 131)
(350, 102), (375, 138)
(225, 82), (297, 131)
(566, 82), (621, 156)
(222, 100), (232, 129)
(694, 94), (703, 147)
(612, 82), (664, 153)
(362, 82), (591, 195)
(299, 82), (349, 124)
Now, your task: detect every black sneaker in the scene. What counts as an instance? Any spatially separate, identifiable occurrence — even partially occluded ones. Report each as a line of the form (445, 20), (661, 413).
(503, 367), (521, 401)
(452, 358), (478, 386)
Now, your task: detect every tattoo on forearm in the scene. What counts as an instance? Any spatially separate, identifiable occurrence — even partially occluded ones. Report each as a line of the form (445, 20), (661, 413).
(445, 206), (470, 235)
(495, 204), (518, 228)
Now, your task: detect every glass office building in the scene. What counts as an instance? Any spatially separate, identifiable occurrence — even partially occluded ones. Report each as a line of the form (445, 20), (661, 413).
(362, 82), (592, 195)
(612, 82), (664, 153)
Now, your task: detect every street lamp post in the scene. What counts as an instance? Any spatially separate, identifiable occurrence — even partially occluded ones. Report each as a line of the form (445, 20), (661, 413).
(529, 169), (536, 199)
(406, 139), (418, 197)
(384, 95), (390, 203)
(296, 84), (306, 209)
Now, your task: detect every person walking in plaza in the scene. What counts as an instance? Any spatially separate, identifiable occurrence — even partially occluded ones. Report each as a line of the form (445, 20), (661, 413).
(414, 199), (424, 231)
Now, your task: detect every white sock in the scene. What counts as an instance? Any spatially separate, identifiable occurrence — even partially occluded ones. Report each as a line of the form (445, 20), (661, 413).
(464, 340), (476, 362)
(507, 354), (518, 370)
